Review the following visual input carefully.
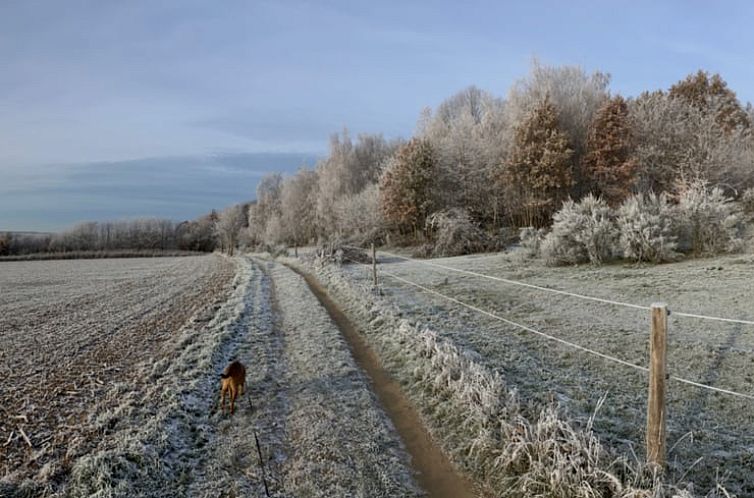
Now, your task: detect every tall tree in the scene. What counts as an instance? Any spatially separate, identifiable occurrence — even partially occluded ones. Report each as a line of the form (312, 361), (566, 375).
(280, 167), (319, 246)
(419, 86), (508, 227)
(379, 138), (436, 236)
(669, 70), (750, 132)
(505, 60), (610, 197)
(315, 130), (397, 239)
(583, 95), (638, 205)
(214, 204), (246, 256)
(502, 95), (573, 228)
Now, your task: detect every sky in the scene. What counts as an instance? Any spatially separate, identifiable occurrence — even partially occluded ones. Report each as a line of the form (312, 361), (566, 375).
(2, 0), (754, 231)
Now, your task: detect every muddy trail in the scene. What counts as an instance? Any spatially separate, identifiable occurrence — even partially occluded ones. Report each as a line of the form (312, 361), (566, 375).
(288, 263), (478, 498)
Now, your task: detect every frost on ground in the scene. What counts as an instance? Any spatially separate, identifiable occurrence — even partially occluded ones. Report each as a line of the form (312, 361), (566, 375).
(1, 256), (419, 497)
(189, 259), (419, 498)
(0, 256), (237, 496)
(286, 251), (749, 497)
(267, 262), (419, 497)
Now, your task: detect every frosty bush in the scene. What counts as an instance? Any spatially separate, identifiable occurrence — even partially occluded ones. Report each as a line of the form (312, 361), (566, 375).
(616, 192), (678, 263)
(741, 187), (754, 216)
(541, 195), (616, 265)
(676, 181), (742, 255)
(425, 208), (491, 257)
(518, 226), (546, 257)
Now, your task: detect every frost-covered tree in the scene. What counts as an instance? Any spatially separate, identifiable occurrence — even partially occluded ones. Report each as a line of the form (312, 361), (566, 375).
(583, 96), (638, 205)
(246, 173), (283, 245)
(332, 184), (384, 245)
(629, 91), (754, 193)
(628, 91), (699, 193)
(176, 213), (217, 252)
(214, 204), (246, 255)
(418, 86), (508, 225)
(505, 60), (610, 194)
(502, 95), (574, 228)
(316, 130), (397, 238)
(0, 232), (11, 256)
(280, 167), (319, 247)
(669, 70), (751, 133)
(379, 138), (436, 236)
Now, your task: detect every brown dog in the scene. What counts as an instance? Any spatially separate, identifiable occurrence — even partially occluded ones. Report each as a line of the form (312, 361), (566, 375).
(220, 360), (247, 415)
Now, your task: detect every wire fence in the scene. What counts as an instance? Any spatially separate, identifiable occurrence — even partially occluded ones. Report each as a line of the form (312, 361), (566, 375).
(370, 248), (754, 326)
(339, 248), (754, 402)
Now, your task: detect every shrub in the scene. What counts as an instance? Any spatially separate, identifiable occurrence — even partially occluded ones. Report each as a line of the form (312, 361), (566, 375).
(676, 180), (742, 255)
(315, 240), (370, 265)
(425, 208), (491, 257)
(518, 226), (546, 258)
(541, 195), (617, 265)
(616, 193), (678, 263)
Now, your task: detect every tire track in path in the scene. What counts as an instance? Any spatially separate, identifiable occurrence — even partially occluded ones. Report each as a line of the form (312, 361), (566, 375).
(285, 262), (478, 498)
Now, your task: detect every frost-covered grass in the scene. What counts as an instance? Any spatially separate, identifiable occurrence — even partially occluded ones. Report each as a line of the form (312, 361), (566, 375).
(1, 256), (420, 497)
(286, 252), (749, 496)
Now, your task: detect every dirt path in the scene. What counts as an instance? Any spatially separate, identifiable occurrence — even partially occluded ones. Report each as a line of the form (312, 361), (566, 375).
(188, 258), (423, 497)
(286, 263), (478, 498)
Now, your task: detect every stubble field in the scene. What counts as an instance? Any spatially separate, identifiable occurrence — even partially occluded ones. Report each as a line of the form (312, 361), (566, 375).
(0, 256), (238, 493)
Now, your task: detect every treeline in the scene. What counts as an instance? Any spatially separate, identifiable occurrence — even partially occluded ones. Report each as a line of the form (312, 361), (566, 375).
(0, 213), (226, 257)
(240, 61), (754, 259)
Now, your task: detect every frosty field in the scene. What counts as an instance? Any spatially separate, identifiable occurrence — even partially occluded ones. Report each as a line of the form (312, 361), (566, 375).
(0, 256), (237, 493)
(0, 256), (423, 497)
(326, 249), (754, 495)
(3, 250), (753, 497)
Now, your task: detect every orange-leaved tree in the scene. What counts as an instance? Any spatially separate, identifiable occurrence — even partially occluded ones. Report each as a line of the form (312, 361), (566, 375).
(583, 95), (638, 206)
(379, 138), (436, 238)
(502, 95), (573, 227)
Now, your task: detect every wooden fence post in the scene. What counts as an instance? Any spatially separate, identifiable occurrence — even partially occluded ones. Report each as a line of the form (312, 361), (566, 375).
(647, 302), (668, 469)
(371, 243), (378, 287)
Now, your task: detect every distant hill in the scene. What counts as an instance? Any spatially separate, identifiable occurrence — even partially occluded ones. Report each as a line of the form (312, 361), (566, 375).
(0, 231), (53, 236)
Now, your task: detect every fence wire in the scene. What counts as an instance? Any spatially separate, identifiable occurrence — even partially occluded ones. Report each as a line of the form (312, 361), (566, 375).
(342, 253), (754, 401)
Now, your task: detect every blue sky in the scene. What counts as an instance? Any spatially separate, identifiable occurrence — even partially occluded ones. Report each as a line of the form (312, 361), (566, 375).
(2, 0), (753, 231)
